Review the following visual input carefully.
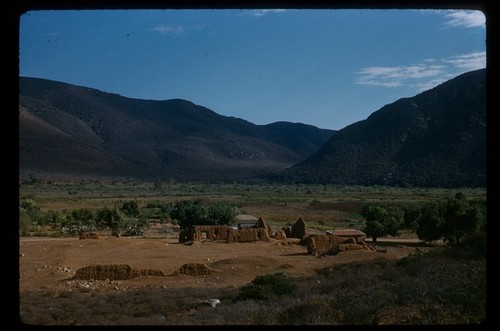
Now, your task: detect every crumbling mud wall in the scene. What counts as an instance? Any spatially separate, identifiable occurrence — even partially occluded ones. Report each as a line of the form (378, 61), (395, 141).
(190, 225), (230, 241)
(305, 235), (376, 256)
(273, 218), (307, 240)
(79, 232), (100, 239)
(226, 227), (270, 243)
(180, 217), (271, 243)
(339, 237), (376, 252)
(290, 218), (307, 239)
(170, 263), (217, 276)
(72, 264), (166, 280)
(306, 235), (344, 256)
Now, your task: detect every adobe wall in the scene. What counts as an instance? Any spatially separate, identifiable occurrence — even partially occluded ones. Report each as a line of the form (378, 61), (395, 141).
(226, 227), (270, 243)
(181, 217), (271, 243)
(190, 225), (230, 241)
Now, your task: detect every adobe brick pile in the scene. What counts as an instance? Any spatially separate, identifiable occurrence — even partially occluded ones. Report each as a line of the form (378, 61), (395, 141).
(79, 232), (100, 239)
(305, 235), (376, 256)
(170, 263), (217, 276)
(72, 264), (166, 280)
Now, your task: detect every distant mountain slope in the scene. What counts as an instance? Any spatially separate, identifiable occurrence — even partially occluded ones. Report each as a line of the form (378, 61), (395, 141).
(280, 69), (486, 187)
(19, 77), (335, 181)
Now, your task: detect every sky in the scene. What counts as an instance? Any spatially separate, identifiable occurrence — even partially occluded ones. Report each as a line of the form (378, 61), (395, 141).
(19, 8), (486, 130)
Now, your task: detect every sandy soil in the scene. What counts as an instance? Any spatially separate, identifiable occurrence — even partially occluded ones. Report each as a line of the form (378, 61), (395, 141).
(19, 235), (424, 294)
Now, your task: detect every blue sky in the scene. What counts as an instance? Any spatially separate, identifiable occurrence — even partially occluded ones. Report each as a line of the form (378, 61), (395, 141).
(19, 9), (486, 130)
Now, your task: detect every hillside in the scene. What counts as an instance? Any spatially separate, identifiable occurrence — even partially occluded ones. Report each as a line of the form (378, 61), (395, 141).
(280, 69), (486, 187)
(19, 77), (334, 182)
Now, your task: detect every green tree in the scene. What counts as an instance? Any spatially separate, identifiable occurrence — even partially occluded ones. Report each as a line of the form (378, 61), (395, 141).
(207, 202), (241, 225)
(19, 197), (40, 216)
(364, 220), (385, 243)
(120, 200), (140, 218)
(96, 207), (123, 232)
(416, 193), (485, 245)
(169, 200), (241, 231)
(416, 200), (446, 242)
(361, 204), (403, 243)
(42, 210), (65, 229)
(158, 202), (174, 223)
(123, 215), (149, 236)
(19, 197), (42, 228)
(402, 204), (421, 230)
(442, 194), (483, 245)
(169, 200), (208, 231)
(384, 206), (404, 236)
(61, 208), (96, 235)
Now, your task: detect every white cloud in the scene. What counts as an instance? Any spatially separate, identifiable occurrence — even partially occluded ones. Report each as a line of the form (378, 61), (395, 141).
(356, 51), (486, 91)
(152, 25), (185, 35)
(443, 52), (487, 71)
(443, 10), (485, 28)
(356, 65), (447, 88)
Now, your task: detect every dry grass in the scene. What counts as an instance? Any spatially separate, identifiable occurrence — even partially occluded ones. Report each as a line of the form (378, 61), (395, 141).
(19, 242), (486, 325)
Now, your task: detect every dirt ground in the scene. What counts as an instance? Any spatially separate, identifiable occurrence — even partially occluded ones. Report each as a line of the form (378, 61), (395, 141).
(19, 235), (426, 295)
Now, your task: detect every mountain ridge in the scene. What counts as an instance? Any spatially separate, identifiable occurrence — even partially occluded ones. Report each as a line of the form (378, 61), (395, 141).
(279, 68), (486, 187)
(19, 69), (486, 187)
(19, 76), (335, 182)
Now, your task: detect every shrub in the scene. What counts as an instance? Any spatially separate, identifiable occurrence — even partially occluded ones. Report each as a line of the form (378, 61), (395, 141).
(279, 299), (343, 325)
(96, 207), (123, 230)
(120, 200), (140, 218)
(123, 216), (149, 237)
(60, 208), (96, 235)
(235, 272), (297, 302)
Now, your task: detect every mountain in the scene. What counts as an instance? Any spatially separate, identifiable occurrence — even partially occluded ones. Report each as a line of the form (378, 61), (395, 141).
(279, 69), (486, 187)
(19, 77), (335, 182)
